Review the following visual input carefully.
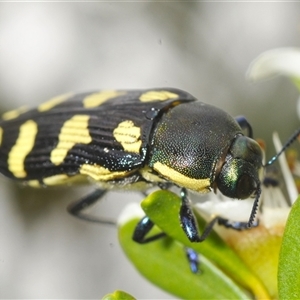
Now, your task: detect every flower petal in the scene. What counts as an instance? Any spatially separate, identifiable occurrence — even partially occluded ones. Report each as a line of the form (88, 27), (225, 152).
(247, 48), (300, 81)
(272, 132), (298, 204)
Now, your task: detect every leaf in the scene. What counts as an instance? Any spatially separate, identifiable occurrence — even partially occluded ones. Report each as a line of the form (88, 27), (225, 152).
(102, 290), (136, 300)
(278, 196), (300, 299)
(118, 215), (250, 299)
(118, 190), (270, 299)
(140, 190), (270, 299)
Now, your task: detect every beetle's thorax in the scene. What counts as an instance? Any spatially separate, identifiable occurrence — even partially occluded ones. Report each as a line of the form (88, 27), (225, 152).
(147, 101), (242, 192)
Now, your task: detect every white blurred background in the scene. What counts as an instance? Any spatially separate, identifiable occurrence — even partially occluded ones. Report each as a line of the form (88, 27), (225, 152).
(0, 2), (299, 299)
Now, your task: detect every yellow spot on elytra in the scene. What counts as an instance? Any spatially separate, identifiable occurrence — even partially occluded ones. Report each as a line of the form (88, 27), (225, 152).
(50, 115), (92, 165)
(153, 161), (210, 192)
(8, 120), (38, 178)
(139, 90), (178, 102)
(2, 106), (28, 120)
(83, 90), (124, 108)
(43, 174), (70, 185)
(0, 127), (3, 146)
(80, 164), (128, 181)
(113, 120), (141, 153)
(38, 93), (72, 112)
(26, 180), (41, 187)
(42, 174), (88, 186)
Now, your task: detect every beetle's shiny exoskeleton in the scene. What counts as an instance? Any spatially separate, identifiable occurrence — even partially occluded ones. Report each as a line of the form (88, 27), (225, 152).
(0, 88), (298, 246)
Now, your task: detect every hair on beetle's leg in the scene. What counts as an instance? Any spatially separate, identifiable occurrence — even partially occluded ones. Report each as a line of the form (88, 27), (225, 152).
(235, 116), (253, 138)
(132, 216), (166, 244)
(247, 183), (261, 228)
(67, 189), (115, 225)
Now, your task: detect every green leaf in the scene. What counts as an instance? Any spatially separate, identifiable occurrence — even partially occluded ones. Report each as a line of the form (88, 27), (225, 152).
(140, 190), (269, 299)
(102, 290), (136, 300)
(119, 215), (250, 299)
(291, 78), (300, 92)
(278, 196), (300, 299)
(118, 190), (271, 299)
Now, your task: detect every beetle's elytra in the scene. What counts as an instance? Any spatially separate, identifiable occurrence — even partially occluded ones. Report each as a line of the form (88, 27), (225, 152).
(0, 88), (296, 246)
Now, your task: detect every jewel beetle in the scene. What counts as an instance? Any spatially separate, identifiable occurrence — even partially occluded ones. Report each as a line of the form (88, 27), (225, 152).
(0, 88), (299, 245)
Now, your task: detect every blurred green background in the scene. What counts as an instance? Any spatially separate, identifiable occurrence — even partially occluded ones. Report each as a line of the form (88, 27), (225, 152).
(0, 2), (299, 299)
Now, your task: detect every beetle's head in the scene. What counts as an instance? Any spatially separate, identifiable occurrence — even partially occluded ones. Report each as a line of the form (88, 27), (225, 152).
(215, 135), (263, 200)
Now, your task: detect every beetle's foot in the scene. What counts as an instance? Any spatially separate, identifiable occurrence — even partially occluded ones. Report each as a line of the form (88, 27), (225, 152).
(185, 247), (201, 274)
(132, 216), (166, 243)
(217, 216), (259, 230)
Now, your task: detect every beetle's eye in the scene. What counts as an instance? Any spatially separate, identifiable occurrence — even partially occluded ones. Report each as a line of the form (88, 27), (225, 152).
(236, 174), (257, 199)
(216, 158), (260, 200)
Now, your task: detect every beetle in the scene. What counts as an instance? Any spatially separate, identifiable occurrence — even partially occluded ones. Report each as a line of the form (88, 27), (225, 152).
(0, 88), (299, 246)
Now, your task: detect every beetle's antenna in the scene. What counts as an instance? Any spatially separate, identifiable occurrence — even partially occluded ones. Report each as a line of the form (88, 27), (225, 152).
(247, 182), (261, 228)
(265, 127), (300, 167)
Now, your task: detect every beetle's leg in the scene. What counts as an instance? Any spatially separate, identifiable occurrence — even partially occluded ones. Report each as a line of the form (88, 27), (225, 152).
(179, 188), (236, 242)
(180, 187), (260, 241)
(135, 187), (256, 244)
(235, 116), (253, 138)
(133, 216), (201, 273)
(132, 184), (173, 243)
(185, 247), (200, 273)
(67, 189), (115, 225)
(133, 188), (212, 243)
(186, 215), (258, 243)
(207, 187), (261, 231)
(179, 188), (201, 242)
(132, 216), (166, 243)
(217, 217), (259, 230)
